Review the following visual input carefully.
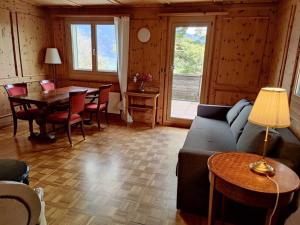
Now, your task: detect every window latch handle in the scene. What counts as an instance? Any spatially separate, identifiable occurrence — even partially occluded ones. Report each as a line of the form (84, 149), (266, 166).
(92, 48), (96, 56)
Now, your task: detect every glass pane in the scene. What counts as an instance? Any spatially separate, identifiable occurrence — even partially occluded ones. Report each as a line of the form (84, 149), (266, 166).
(96, 24), (117, 72)
(171, 26), (208, 119)
(71, 24), (92, 71)
(296, 78), (300, 96)
(296, 65), (300, 96)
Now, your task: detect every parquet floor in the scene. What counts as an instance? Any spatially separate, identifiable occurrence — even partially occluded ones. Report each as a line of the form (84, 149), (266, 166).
(1, 119), (299, 225)
(0, 119), (213, 225)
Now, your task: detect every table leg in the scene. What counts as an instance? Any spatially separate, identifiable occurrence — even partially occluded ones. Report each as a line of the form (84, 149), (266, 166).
(208, 172), (216, 225)
(31, 106), (56, 142)
(151, 97), (157, 129)
(125, 94), (129, 126)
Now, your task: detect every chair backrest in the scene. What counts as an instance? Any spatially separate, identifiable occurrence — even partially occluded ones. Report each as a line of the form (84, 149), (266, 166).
(98, 84), (112, 105)
(69, 90), (87, 115)
(4, 83), (28, 97)
(40, 80), (55, 91)
(0, 181), (41, 225)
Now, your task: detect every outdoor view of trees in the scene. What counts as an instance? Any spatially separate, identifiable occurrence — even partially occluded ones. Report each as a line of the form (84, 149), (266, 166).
(174, 26), (207, 76)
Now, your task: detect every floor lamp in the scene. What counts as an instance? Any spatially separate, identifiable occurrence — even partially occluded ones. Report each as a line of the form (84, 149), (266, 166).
(248, 87), (290, 176)
(44, 48), (62, 85)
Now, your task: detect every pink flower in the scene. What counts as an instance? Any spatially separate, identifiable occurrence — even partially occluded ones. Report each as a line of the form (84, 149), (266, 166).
(136, 73), (152, 82)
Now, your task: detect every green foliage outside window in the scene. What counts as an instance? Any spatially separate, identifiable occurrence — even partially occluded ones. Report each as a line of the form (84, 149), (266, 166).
(173, 27), (207, 76)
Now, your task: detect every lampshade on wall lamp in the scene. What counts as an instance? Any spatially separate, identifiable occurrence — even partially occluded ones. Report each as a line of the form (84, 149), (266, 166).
(44, 48), (61, 64)
(44, 48), (61, 83)
(248, 87), (290, 175)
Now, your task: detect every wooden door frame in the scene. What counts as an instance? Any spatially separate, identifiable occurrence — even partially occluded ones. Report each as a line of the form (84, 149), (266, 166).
(162, 16), (215, 127)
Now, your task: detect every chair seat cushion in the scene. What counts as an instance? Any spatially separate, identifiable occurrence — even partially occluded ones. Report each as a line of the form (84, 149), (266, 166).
(16, 108), (39, 120)
(47, 111), (80, 123)
(85, 103), (106, 111)
(0, 159), (29, 184)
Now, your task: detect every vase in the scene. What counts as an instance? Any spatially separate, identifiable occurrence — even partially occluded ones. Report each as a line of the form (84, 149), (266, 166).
(139, 81), (145, 92)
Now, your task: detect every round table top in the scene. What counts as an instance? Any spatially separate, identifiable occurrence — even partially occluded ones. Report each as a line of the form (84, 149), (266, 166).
(207, 152), (300, 194)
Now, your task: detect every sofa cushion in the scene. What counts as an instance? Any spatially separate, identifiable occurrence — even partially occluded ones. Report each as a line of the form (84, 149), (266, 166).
(182, 116), (236, 153)
(230, 105), (252, 142)
(226, 99), (250, 126)
(237, 122), (281, 156)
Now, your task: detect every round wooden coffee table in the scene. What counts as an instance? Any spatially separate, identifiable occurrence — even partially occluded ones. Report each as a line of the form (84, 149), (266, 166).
(207, 152), (299, 225)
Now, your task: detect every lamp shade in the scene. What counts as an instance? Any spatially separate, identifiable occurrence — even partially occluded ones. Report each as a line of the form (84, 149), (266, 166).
(248, 87), (290, 128)
(44, 48), (61, 64)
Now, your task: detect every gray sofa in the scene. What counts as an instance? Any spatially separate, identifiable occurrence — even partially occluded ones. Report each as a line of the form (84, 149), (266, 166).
(176, 100), (300, 221)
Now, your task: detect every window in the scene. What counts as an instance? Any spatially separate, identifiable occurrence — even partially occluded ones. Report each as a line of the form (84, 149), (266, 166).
(71, 24), (92, 71)
(295, 60), (300, 97)
(69, 21), (117, 75)
(296, 76), (300, 96)
(96, 24), (117, 72)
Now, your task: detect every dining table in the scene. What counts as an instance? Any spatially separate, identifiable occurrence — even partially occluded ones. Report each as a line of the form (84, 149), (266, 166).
(9, 86), (98, 142)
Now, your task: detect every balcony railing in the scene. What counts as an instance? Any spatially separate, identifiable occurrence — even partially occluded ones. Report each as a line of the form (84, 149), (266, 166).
(172, 73), (202, 102)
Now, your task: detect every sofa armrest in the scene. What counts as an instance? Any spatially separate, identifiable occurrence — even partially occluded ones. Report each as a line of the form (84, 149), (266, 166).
(177, 148), (218, 214)
(197, 104), (231, 120)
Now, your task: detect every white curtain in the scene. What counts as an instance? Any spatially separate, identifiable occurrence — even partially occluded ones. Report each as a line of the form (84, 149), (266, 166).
(114, 16), (133, 123)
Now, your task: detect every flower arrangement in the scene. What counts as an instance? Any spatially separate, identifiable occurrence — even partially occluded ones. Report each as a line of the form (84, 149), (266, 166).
(133, 73), (152, 92)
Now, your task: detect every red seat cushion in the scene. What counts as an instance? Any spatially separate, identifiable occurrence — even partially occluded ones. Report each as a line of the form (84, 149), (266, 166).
(47, 111), (81, 123)
(85, 103), (106, 111)
(16, 108), (40, 120)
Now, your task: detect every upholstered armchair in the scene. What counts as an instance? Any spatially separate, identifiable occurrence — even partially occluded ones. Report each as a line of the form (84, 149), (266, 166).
(0, 181), (47, 225)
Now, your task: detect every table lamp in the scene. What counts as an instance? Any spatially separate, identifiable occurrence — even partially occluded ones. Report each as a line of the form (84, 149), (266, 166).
(44, 48), (61, 83)
(248, 87), (290, 176)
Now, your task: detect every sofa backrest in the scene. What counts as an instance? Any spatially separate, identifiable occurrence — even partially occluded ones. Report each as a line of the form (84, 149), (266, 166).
(226, 99), (250, 125)
(237, 122), (281, 155)
(230, 105), (252, 142)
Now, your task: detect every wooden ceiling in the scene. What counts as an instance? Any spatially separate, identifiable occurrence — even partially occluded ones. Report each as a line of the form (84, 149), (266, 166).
(27, 0), (277, 7)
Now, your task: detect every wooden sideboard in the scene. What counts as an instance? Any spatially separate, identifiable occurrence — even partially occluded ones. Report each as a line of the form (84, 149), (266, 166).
(125, 91), (160, 128)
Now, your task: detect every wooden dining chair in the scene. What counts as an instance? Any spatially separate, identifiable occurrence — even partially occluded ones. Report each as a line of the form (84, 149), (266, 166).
(85, 84), (112, 130)
(40, 80), (55, 91)
(4, 83), (39, 137)
(46, 90), (87, 145)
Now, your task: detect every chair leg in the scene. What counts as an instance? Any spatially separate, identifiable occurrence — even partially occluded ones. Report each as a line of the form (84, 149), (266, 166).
(52, 124), (55, 132)
(80, 121), (85, 140)
(13, 117), (18, 136)
(105, 109), (109, 124)
(28, 119), (34, 136)
(66, 124), (72, 145)
(96, 112), (101, 131)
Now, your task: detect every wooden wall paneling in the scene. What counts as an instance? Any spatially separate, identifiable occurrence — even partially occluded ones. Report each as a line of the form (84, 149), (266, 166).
(157, 16), (168, 124)
(0, 0), (51, 127)
(214, 90), (257, 105)
(52, 18), (68, 81)
(281, 4), (300, 95)
(215, 17), (269, 88)
(17, 13), (49, 77)
(128, 18), (163, 124)
(268, 0), (300, 138)
(269, 0), (295, 86)
(208, 5), (276, 105)
(0, 8), (16, 79)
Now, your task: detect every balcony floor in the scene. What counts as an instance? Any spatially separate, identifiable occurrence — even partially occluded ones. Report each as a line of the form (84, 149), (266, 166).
(171, 100), (198, 120)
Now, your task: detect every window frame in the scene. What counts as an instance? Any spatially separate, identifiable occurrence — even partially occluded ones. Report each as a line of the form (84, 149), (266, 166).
(294, 56), (300, 97)
(66, 18), (118, 82)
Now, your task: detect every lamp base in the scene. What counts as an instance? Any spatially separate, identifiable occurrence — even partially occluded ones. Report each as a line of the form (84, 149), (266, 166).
(249, 160), (275, 176)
